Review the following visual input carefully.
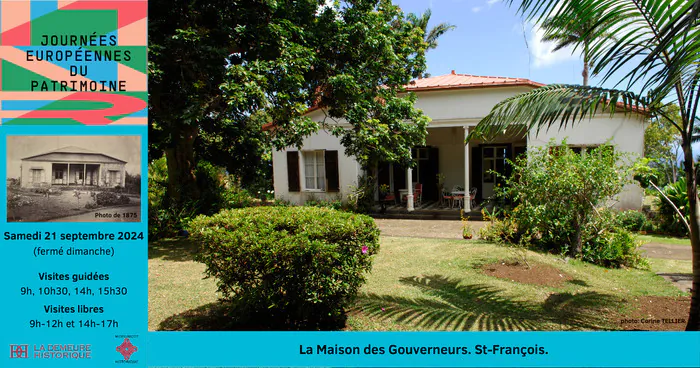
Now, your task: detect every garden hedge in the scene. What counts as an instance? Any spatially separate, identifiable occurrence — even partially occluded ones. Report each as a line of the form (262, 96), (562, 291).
(187, 206), (380, 330)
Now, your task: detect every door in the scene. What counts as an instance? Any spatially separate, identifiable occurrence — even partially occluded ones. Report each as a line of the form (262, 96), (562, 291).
(410, 147), (439, 201)
(481, 145), (508, 199)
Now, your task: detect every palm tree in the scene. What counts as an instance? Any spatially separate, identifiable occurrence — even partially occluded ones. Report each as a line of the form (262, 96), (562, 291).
(407, 9), (456, 78)
(690, 118), (700, 142)
(408, 9), (456, 51)
(539, 1), (617, 86)
(469, 0), (700, 331)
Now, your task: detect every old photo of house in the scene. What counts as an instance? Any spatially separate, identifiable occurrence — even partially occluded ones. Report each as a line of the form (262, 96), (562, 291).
(6, 136), (142, 222)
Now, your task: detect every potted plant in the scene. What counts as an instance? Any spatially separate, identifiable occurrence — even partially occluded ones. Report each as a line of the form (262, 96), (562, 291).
(378, 184), (390, 200)
(460, 209), (474, 240)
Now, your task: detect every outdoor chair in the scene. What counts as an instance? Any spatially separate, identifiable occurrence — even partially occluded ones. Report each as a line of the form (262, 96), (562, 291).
(379, 192), (396, 214)
(414, 183), (423, 206)
(384, 193), (396, 203)
(442, 190), (454, 208)
(400, 183), (423, 206)
(451, 186), (464, 208)
(469, 187), (478, 208)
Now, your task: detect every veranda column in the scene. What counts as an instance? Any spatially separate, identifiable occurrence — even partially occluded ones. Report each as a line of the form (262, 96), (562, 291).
(67, 163), (70, 185)
(464, 127), (471, 212)
(83, 164), (87, 186)
(406, 152), (414, 212)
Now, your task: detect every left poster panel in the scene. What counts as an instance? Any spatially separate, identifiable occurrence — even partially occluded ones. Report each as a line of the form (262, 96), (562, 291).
(0, 1), (148, 367)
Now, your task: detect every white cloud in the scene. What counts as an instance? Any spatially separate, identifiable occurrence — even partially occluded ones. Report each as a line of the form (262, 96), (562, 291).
(472, 6), (482, 13)
(316, 0), (334, 15)
(487, 0), (501, 5)
(527, 22), (581, 68)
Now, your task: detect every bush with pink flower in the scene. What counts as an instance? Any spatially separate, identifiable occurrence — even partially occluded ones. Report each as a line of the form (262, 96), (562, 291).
(188, 206), (380, 330)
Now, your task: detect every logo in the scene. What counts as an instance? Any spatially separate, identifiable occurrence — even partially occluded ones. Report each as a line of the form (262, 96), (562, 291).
(10, 345), (29, 359)
(116, 338), (138, 360)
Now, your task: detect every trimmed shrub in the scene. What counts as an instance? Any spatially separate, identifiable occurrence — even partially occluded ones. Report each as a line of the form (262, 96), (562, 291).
(304, 198), (344, 211)
(95, 192), (130, 206)
(187, 206), (380, 330)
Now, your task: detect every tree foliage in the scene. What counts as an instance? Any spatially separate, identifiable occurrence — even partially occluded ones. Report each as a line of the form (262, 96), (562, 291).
(490, 140), (640, 267)
(645, 105), (683, 186)
(407, 8), (456, 50)
(149, 0), (430, 204)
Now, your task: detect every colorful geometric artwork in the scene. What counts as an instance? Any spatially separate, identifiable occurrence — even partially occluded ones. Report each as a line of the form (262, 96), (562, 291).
(0, 0), (147, 125)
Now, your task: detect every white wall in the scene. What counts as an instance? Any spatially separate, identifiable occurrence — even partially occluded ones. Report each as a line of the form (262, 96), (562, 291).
(273, 128), (361, 205)
(528, 114), (646, 210)
(413, 87), (534, 122)
(273, 87), (647, 210)
(20, 161), (51, 187)
(425, 127), (465, 191)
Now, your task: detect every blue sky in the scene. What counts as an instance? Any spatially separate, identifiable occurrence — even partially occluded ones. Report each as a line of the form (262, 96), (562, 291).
(395, 0), (600, 86)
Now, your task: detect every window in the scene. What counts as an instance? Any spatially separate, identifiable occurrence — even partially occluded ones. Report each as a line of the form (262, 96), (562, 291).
(411, 147), (429, 182)
(482, 146), (507, 183)
(566, 145), (613, 156)
(287, 150), (339, 193)
(31, 169), (43, 183)
(54, 170), (63, 180)
(109, 170), (119, 185)
(303, 151), (326, 191)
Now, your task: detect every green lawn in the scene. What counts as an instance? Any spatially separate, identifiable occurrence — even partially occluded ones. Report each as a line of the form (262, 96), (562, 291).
(638, 234), (691, 246)
(149, 236), (688, 331)
(149, 238), (219, 331)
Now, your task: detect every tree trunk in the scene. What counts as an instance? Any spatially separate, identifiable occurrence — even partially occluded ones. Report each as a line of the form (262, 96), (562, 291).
(571, 217), (583, 257)
(682, 141), (700, 331)
(672, 158), (678, 183)
(165, 124), (200, 205)
(582, 45), (590, 87)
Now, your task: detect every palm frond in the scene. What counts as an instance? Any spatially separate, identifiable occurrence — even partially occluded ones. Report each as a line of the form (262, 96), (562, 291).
(509, 1), (699, 104)
(541, 34), (580, 52)
(407, 8), (456, 50)
(426, 22), (456, 49)
(468, 84), (648, 141)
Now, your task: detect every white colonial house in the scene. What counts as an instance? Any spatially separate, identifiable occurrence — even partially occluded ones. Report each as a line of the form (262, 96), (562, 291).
(271, 71), (647, 213)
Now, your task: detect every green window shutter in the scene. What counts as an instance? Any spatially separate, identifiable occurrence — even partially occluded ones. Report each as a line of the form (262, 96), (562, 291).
(325, 150), (340, 192)
(287, 151), (300, 192)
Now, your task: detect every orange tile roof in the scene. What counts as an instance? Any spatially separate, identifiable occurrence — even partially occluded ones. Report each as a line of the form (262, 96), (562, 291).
(261, 72), (544, 130)
(405, 70), (545, 91)
(261, 71), (646, 130)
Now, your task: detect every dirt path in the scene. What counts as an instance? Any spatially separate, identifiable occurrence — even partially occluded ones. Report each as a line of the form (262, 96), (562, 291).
(639, 243), (691, 260)
(374, 219), (487, 239)
(374, 219), (692, 292)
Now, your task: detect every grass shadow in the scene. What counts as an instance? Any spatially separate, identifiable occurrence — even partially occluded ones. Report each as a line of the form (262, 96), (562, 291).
(352, 274), (623, 331)
(149, 238), (199, 262)
(567, 279), (589, 287)
(157, 299), (346, 331)
(543, 291), (626, 330)
(157, 301), (244, 331)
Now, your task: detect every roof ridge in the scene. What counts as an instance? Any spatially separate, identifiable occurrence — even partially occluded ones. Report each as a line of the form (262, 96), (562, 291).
(427, 72), (532, 81)
(21, 146), (127, 163)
